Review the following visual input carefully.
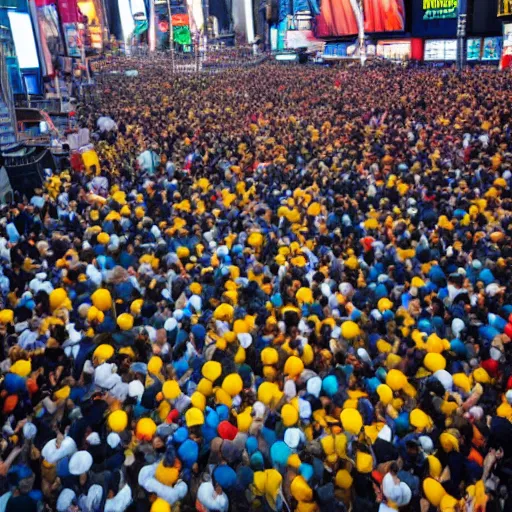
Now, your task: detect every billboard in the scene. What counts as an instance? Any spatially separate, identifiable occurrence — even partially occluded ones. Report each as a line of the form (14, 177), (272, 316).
(37, 4), (65, 75)
(8, 12), (40, 69)
(503, 24), (512, 67)
(377, 40), (411, 60)
(58, 0), (81, 24)
(324, 42), (352, 57)
(118, 0), (135, 42)
(424, 39), (457, 60)
(505, 23), (512, 46)
(77, 0), (104, 49)
(63, 23), (81, 57)
(412, 0), (457, 37)
(155, 1), (170, 50)
(286, 30), (325, 52)
(423, 0), (458, 20)
(232, 0), (254, 43)
(467, 38), (481, 61)
(482, 37), (502, 60)
(498, 0), (512, 16)
(317, 0), (405, 37)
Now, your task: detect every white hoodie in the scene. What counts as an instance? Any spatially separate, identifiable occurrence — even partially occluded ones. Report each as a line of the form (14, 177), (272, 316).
(197, 481), (229, 512)
(138, 463), (188, 504)
(104, 484), (132, 512)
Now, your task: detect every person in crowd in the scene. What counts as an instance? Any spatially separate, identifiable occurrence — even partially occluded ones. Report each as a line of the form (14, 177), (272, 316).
(0, 60), (510, 512)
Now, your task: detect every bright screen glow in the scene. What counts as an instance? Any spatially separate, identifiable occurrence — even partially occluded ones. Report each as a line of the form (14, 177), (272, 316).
(130, 0), (147, 19)
(377, 40), (411, 60)
(482, 37), (502, 61)
(444, 40), (457, 60)
(424, 39), (457, 61)
(317, 0), (405, 37)
(119, 0), (135, 42)
(8, 12), (40, 69)
(275, 53), (298, 61)
(505, 23), (512, 46)
(467, 38), (481, 61)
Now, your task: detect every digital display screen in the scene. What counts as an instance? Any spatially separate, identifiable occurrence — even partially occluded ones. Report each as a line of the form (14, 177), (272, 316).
(275, 53), (298, 61)
(24, 74), (40, 95)
(482, 37), (502, 60)
(317, 0), (405, 37)
(498, 0), (512, 17)
(423, 0), (458, 20)
(8, 12), (40, 69)
(38, 5), (64, 56)
(444, 39), (457, 60)
(504, 24), (512, 61)
(63, 23), (81, 57)
(377, 41), (411, 60)
(466, 38), (481, 61)
(324, 42), (351, 57)
(505, 23), (512, 47)
(37, 4), (65, 75)
(425, 40), (445, 60)
(424, 39), (457, 61)
(286, 30), (324, 52)
(118, 0), (135, 42)
(130, 0), (147, 20)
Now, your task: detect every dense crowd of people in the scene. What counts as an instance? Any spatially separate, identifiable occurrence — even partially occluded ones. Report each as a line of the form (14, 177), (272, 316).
(0, 60), (512, 512)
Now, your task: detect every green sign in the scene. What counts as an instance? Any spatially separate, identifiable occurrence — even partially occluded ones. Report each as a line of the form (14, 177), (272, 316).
(423, 0), (458, 20)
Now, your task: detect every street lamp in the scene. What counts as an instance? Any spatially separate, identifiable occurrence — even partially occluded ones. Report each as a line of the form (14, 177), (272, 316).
(457, 14), (467, 71)
(457, 0), (468, 72)
(166, 0), (175, 72)
(349, 0), (365, 66)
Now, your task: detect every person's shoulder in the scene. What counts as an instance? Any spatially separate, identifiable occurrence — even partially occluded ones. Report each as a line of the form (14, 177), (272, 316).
(6, 495), (36, 512)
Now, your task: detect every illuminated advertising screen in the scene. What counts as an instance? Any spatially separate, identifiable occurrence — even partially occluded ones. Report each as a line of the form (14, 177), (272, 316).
(412, 0), (457, 37)
(130, 0), (147, 20)
(424, 39), (457, 61)
(78, 0), (104, 49)
(444, 40), (457, 60)
(130, 0), (148, 35)
(317, 0), (405, 37)
(286, 30), (324, 52)
(155, 2), (170, 50)
(423, 0), (458, 20)
(424, 39), (444, 60)
(324, 42), (351, 57)
(377, 40), (411, 60)
(118, 0), (135, 42)
(504, 24), (512, 48)
(503, 24), (512, 67)
(38, 5), (65, 56)
(498, 0), (512, 17)
(63, 23), (81, 57)
(8, 12), (40, 69)
(466, 38), (481, 61)
(37, 4), (65, 75)
(482, 37), (502, 61)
